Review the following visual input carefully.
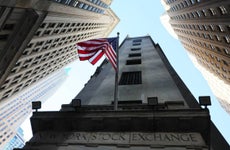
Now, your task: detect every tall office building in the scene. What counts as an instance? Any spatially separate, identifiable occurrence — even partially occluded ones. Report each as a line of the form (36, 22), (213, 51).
(0, 68), (68, 149)
(160, 0), (230, 114)
(0, 0), (119, 101)
(20, 36), (229, 149)
(3, 127), (24, 150)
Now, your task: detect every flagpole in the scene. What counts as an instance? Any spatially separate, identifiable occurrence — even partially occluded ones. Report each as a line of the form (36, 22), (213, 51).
(114, 32), (119, 111)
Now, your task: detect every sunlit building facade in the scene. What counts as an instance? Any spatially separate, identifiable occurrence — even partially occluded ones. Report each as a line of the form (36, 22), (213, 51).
(161, 0), (230, 114)
(0, 1), (119, 147)
(0, 69), (68, 149)
(0, 0), (119, 101)
(3, 127), (24, 150)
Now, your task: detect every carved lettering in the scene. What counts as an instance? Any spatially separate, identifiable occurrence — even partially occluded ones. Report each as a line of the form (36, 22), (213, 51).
(119, 133), (126, 141)
(153, 133), (162, 141)
(34, 132), (205, 146)
(90, 133), (97, 141)
(145, 133), (153, 141)
(180, 134), (189, 141)
(137, 133), (146, 141)
(170, 133), (180, 141)
(163, 134), (171, 141)
(101, 133), (110, 140)
(189, 133), (198, 142)
(132, 133), (139, 141)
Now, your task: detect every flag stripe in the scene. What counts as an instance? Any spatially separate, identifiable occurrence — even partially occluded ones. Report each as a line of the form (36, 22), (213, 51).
(106, 46), (116, 67)
(77, 38), (118, 71)
(104, 45), (117, 70)
(89, 50), (104, 65)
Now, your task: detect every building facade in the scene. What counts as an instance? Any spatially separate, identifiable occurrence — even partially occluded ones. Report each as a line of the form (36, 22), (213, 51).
(0, 0), (119, 101)
(0, 68), (67, 149)
(3, 127), (24, 150)
(20, 36), (229, 149)
(161, 0), (230, 114)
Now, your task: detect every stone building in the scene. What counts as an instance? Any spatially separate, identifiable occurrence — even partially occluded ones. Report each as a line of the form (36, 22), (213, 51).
(0, 0), (119, 148)
(161, 0), (230, 115)
(20, 36), (229, 149)
(0, 68), (68, 149)
(0, 0), (119, 101)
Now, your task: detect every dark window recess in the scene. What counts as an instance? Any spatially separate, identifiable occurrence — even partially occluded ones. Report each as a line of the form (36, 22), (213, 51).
(132, 43), (141, 46)
(131, 48), (141, 51)
(126, 59), (141, 65)
(119, 71), (142, 85)
(133, 39), (142, 43)
(0, 34), (8, 41)
(3, 24), (14, 30)
(129, 53), (141, 57)
(111, 100), (142, 105)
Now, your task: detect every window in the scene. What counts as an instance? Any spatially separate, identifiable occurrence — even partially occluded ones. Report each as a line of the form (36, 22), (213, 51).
(223, 60), (228, 66)
(126, 59), (141, 65)
(210, 8), (216, 15)
(3, 24), (14, 30)
(133, 39), (142, 43)
(129, 53), (141, 57)
(119, 71), (142, 85)
(0, 34), (8, 41)
(224, 48), (229, 55)
(219, 6), (227, 15)
(131, 48), (141, 51)
(224, 36), (230, 43)
(132, 43), (141, 46)
(78, 2), (84, 8)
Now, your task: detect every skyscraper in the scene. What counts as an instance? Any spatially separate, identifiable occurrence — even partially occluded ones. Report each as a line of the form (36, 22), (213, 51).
(0, 0), (119, 102)
(0, 68), (68, 149)
(3, 127), (24, 150)
(20, 36), (229, 149)
(160, 0), (230, 114)
(0, 1), (118, 148)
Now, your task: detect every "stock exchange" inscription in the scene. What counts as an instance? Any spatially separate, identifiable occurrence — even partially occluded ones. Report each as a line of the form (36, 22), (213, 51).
(33, 132), (205, 146)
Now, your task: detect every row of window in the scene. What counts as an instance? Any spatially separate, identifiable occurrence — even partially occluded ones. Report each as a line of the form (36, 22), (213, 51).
(2, 51), (68, 90)
(0, 4), (112, 100)
(182, 41), (230, 82)
(169, 0), (228, 21)
(0, 26), (99, 99)
(86, 0), (108, 8)
(175, 27), (230, 45)
(0, 69), (65, 113)
(119, 39), (143, 85)
(0, 55), (73, 100)
(172, 7), (228, 21)
(173, 23), (230, 34)
(35, 22), (104, 37)
(0, 71), (66, 146)
(178, 33), (230, 57)
(40, 22), (103, 29)
(168, 0), (201, 12)
(53, 0), (108, 8)
(51, 0), (106, 14)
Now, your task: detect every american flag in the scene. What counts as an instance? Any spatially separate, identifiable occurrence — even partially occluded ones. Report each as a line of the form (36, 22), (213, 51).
(77, 38), (118, 71)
